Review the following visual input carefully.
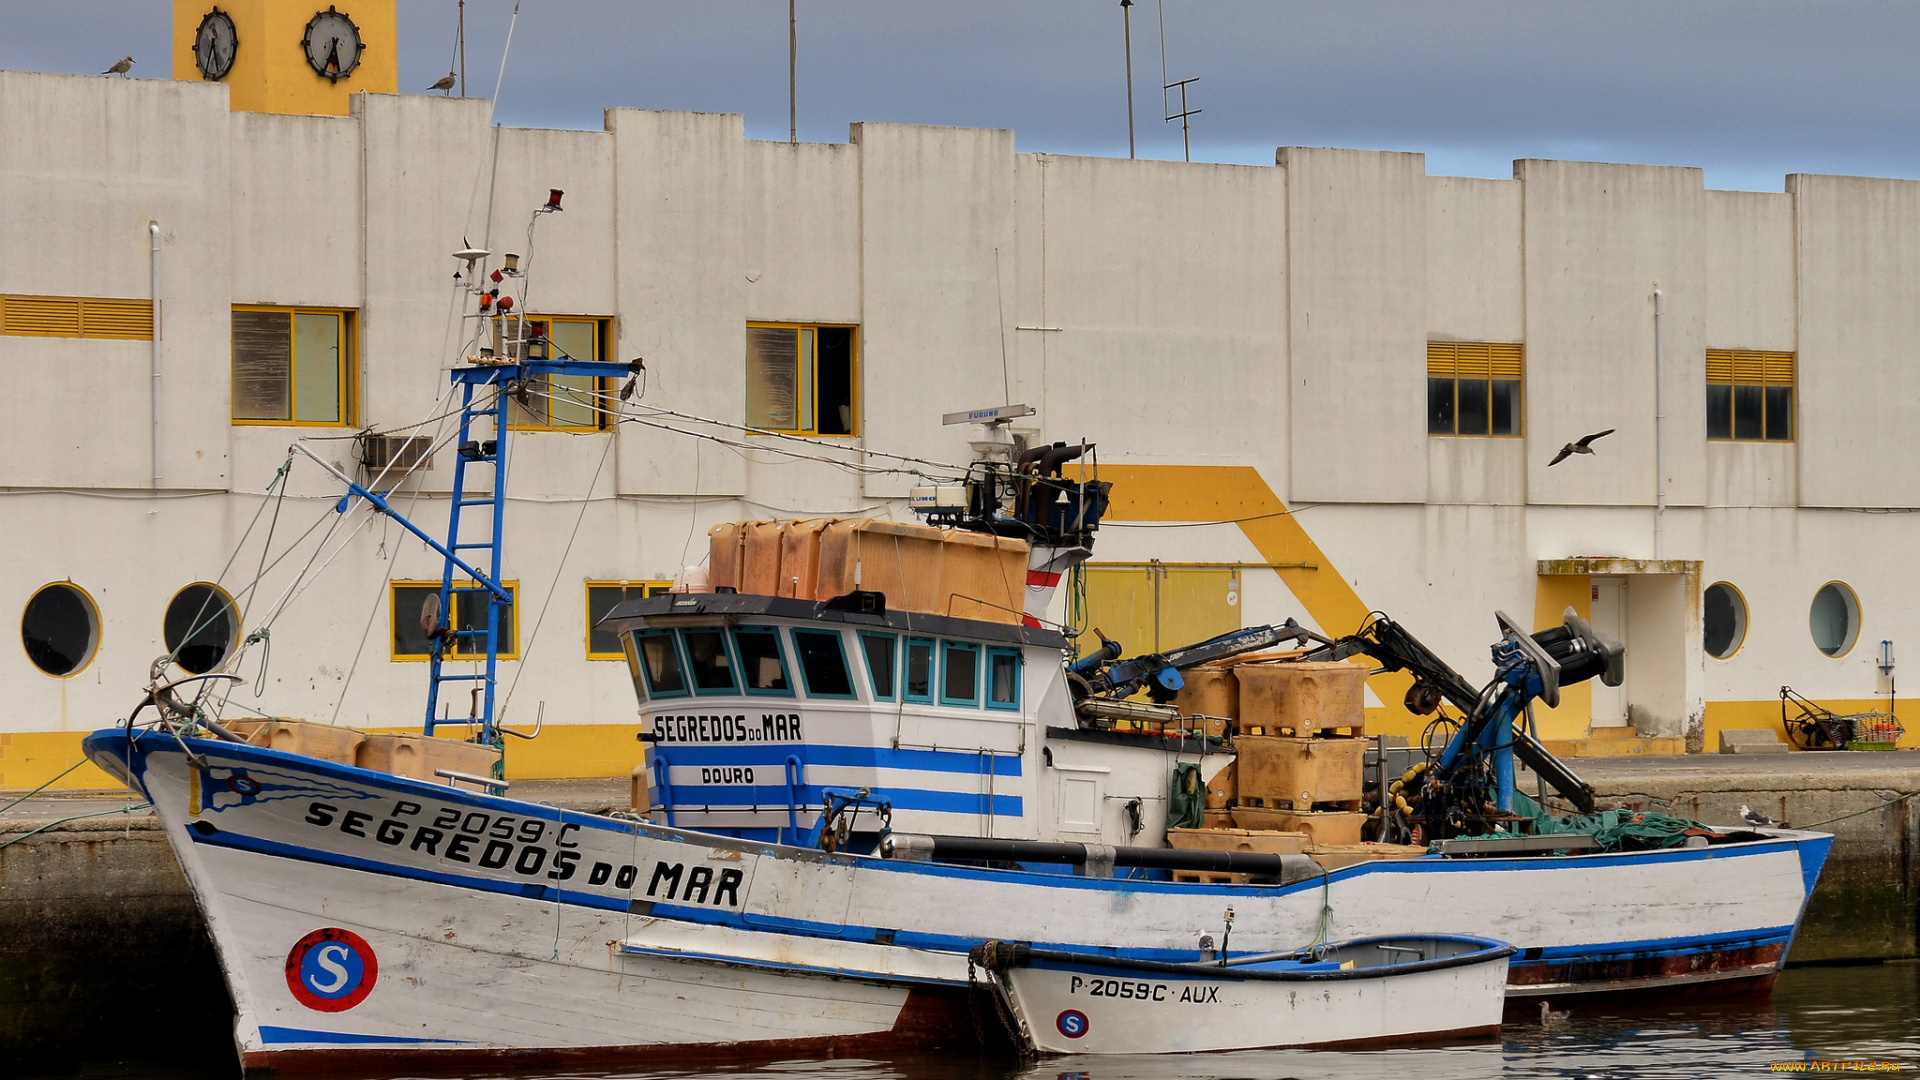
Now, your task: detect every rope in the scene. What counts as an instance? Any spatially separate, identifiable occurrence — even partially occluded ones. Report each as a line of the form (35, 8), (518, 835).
(0, 759), (91, 817)
(1796, 789), (1920, 831)
(0, 804), (151, 851)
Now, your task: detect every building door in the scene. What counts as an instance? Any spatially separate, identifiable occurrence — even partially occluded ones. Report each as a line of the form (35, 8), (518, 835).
(1589, 577), (1628, 727)
(1080, 564), (1241, 658)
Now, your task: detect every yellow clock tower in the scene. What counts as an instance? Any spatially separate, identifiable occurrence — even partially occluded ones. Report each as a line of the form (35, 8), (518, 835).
(173, 1), (397, 115)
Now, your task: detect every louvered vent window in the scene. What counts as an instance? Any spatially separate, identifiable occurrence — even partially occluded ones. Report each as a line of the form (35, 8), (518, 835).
(1427, 342), (1523, 436)
(0, 295), (154, 340)
(1707, 350), (1793, 442)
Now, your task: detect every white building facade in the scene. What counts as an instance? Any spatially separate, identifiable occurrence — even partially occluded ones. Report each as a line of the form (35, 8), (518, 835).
(3, 67), (1916, 790)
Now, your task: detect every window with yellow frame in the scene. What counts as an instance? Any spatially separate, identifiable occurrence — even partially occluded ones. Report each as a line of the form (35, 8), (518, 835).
(586, 580), (675, 659)
(493, 315), (611, 432)
(1427, 341), (1522, 437)
(390, 580), (518, 661)
(746, 322), (858, 435)
(232, 306), (356, 426)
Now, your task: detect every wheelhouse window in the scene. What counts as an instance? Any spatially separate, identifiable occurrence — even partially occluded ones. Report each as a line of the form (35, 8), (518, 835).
(684, 629), (739, 694)
(1707, 350), (1793, 442)
(632, 630), (688, 697)
(232, 306), (355, 426)
(904, 637), (935, 703)
(390, 580), (518, 661)
(746, 323), (857, 435)
(941, 641), (980, 707)
(1427, 341), (1522, 437)
(586, 580), (674, 659)
(792, 630), (856, 699)
(497, 316), (611, 431)
(732, 627), (793, 694)
(860, 632), (897, 700)
(986, 647), (1021, 711)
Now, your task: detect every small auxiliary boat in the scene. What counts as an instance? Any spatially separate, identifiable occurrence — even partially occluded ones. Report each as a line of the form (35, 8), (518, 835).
(969, 934), (1515, 1055)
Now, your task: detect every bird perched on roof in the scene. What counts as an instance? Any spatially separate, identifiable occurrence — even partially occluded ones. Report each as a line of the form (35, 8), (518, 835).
(1548, 428), (1615, 467)
(428, 72), (457, 94)
(1740, 804), (1780, 828)
(103, 56), (135, 77)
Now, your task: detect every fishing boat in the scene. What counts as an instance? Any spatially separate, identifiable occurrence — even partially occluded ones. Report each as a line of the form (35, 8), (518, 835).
(80, 194), (1833, 1072)
(968, 934), (1516, 1054)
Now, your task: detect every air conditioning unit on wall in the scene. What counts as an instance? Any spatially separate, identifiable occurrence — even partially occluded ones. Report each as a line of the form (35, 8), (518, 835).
(357, 434), (434, 474)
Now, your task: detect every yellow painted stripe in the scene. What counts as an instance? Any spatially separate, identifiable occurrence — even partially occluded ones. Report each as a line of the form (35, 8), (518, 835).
(1100, 464), (1420, 733)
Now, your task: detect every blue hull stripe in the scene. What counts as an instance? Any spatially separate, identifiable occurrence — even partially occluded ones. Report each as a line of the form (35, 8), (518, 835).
(660, 782), (1023, 817)
(652, 743), (1024, 776)
(258, 1025), (464, 1046)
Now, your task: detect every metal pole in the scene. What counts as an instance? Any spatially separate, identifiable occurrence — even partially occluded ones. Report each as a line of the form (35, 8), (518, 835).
(1654, 287), (1665, 560)
(149, 221), (161, 491)
(457, 0), (466, 97)
(1121, 1), (1135, 159)
(789, 0), (798, 144)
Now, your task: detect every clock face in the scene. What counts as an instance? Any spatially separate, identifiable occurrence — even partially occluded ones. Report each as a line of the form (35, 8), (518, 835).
(302, 6), (364, 83)
(194, 9), (237, 81)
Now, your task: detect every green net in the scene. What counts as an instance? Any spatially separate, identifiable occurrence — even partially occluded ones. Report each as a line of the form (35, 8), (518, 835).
(1168, 763), (1204, 831)
(1464, 790), (1714, 852)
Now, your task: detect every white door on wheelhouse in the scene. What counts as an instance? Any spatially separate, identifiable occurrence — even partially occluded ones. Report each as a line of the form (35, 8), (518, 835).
(1589, 577), (1628, 727)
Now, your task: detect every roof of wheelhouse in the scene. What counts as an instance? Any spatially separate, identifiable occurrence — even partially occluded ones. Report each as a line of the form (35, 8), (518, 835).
(599, 592), (1069, 650)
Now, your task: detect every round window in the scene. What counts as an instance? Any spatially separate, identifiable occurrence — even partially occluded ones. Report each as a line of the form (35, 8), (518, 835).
(1809, 581), (1860, 658)
(21, 583), (100, 677)
(1703, 582), (1747, 659)
(164, 583), (239, 675)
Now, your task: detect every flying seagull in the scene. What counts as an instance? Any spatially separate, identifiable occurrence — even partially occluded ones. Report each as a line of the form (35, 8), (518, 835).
(428, 73), (457, 94)
(103, 56), (134, 77)
(1548, 428), (1615, 467)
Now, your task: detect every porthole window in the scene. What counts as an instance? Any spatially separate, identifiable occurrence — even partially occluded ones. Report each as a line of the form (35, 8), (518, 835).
(164, 583), (239, 675)
(1703, 582), (1748, 659)
(21, 583), (100, 677)
(1810, 582), (1861, 658)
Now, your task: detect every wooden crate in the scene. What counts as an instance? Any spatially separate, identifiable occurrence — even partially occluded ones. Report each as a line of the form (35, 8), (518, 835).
(1236, 661), (1366, 735)
(1230, 807), (1367, 846)
(1171, 666), (1238, 724)
(1234, 736), (1365, 807)
(358, 732), (501, 783)
(1203, 761), (1236, 809)
(1172, 871), (1255, 885)
(1304, 843), (1430, 870)
(1167, 827), (1309, 855)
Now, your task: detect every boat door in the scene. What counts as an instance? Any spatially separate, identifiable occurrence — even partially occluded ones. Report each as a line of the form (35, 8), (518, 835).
(1589, 577), (1628, 727)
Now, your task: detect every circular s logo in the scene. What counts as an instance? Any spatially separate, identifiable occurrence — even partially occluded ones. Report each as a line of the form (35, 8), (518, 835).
(1056, 1009), (1089, 1039)
(285, 928), (378, 1012)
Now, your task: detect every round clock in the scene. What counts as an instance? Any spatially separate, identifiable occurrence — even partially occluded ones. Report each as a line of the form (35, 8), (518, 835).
(301, 6), (365, 83)
(193, 8), (238, 81)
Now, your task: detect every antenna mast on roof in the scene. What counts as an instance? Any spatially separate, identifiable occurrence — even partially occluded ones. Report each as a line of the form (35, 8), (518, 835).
(1157, 0), (1200, 162)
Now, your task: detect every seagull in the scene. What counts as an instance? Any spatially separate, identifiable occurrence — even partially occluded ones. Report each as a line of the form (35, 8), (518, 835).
(1540, 1001), (1572, 1025)
(428, 73), (457, 94)
(1740, 804), (1779, 828)
(1548, 428), (1615, 467)
(103, 56), (134, 77)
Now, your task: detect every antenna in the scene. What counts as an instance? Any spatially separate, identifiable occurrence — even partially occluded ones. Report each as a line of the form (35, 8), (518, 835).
(457, 0), (466, 97)
(1121, 1), (1135, 159)
(789, 0), (798, 144)
(1157, 0), (1200, 162)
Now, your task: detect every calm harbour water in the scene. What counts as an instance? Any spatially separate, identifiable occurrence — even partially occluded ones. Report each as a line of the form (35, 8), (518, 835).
(33, 962), (1920, 1080)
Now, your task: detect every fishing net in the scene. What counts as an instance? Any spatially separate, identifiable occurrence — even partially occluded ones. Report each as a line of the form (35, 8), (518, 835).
(1501, 790), (1722, 852)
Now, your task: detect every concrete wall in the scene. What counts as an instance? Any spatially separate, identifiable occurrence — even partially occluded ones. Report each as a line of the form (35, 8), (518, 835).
(11, 68), (1920, 790)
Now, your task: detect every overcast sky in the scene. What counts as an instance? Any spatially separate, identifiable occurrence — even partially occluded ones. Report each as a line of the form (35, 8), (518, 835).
(7, 1), (1920, 191)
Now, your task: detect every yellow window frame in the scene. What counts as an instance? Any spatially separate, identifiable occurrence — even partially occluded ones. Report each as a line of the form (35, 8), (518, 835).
(585, 579), (676, 659)
(230, 305), (357, 428)
(496, 315), (612, 433)
(1706, 349), (1795, 442)
(746, 321), (860, 437)
(1427, 341), (1524, 438)
(389, 579), (520, 661)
